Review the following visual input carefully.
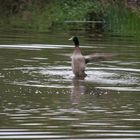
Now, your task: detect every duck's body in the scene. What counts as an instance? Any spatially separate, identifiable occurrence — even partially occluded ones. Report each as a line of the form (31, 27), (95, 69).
(69, 36), (87, 78)
(71, 46), (86, 78)
(69, 36), (113, 78)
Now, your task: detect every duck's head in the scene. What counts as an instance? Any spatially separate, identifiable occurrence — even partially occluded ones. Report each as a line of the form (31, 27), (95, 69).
(69, 36), (79, 46)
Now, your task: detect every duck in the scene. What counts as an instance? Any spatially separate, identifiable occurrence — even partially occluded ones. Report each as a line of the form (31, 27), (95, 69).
(69, 36), (113, 78)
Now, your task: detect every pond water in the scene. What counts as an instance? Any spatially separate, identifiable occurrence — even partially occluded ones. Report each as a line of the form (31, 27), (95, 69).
(0, 29), (140, 139)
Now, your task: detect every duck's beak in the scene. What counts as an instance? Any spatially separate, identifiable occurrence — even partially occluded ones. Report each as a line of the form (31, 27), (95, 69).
(68, 36), (73, 40)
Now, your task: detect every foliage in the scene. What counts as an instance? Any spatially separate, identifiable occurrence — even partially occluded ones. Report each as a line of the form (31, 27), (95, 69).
(106, 2), (140, 36)
(30, 0), (104, 31)
(0, 0), (140, 36)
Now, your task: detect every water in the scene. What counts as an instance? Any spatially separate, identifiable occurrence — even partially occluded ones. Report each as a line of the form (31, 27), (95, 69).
(0, 29), (140, 139)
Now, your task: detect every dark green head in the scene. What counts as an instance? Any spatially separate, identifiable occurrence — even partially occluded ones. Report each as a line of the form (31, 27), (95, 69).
(69, 36), (79, 46)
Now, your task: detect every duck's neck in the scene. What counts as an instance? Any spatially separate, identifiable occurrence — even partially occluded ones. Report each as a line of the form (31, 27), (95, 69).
(74, 45), (81, 53)
(75, 45), (79, 48)
(74, 40), (79, 46)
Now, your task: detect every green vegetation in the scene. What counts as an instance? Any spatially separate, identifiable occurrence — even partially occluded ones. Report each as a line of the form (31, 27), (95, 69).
(106, 1), (140, 36)
(0, 0), (140, 36)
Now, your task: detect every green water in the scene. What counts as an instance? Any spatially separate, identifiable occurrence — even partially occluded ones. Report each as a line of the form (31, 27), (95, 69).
(0, 29), (140, 139)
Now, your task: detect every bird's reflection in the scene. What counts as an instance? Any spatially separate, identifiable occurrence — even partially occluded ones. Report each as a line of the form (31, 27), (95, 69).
(71, 77), (85, 105)
(70, 76), (108, 105)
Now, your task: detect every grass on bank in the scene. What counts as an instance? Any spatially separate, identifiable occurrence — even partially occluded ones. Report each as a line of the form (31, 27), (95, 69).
(106, 3), (140, 36)
(0, 0), (140, 37)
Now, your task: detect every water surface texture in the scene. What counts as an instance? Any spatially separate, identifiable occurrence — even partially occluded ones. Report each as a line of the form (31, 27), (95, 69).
(0, 30), (140, 139)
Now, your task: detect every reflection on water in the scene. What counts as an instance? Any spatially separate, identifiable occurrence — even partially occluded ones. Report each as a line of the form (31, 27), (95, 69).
(0, 32), (140, 139)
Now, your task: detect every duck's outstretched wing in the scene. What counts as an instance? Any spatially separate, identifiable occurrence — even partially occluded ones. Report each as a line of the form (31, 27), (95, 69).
(85, 53), (115, 64)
